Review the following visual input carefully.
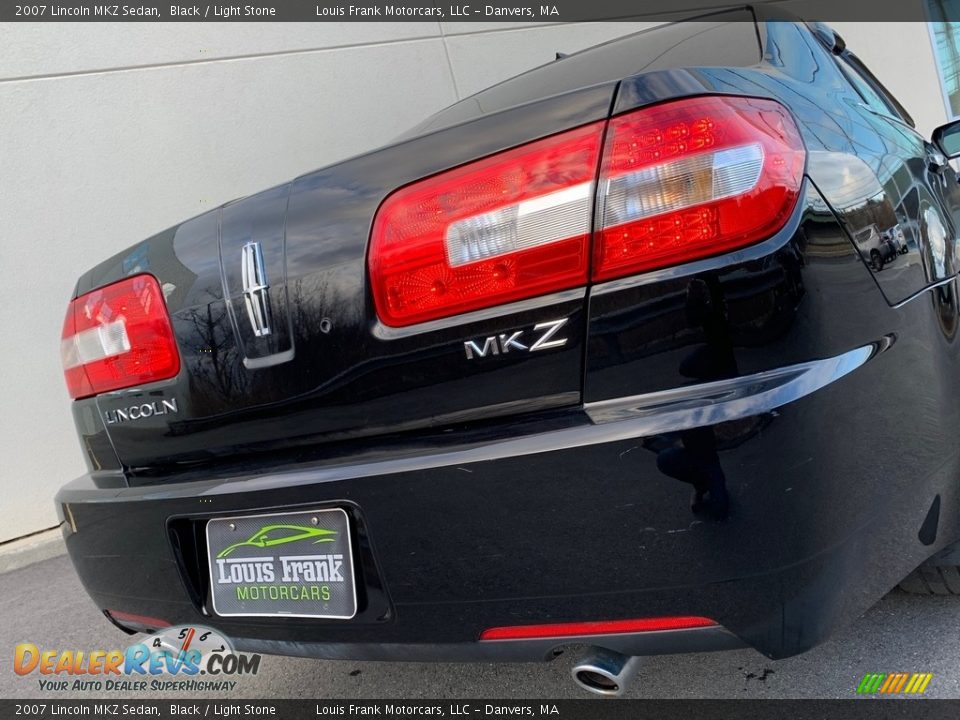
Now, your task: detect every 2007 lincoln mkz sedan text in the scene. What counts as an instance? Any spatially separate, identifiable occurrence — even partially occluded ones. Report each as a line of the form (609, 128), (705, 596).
(55, 9), (960, 696)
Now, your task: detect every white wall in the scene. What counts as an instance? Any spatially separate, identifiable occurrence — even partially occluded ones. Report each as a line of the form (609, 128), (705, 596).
(0, 21), (948, 543)
(832, 22), (949, 137)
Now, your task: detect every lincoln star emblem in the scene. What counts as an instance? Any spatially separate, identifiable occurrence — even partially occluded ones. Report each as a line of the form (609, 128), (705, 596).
(241, 241), (272, 337)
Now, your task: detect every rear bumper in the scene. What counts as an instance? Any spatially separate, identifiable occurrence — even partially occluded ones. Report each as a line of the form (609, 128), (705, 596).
(56, 339), (959, 662)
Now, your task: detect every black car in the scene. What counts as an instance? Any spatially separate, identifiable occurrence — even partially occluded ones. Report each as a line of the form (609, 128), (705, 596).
(56, 9), (960, 696)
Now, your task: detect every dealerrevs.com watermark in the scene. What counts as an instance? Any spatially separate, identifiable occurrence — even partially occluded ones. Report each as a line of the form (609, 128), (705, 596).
(13, 626), (261, 693)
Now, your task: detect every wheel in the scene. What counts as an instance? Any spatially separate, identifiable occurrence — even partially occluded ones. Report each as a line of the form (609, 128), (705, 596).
(898, 565), (960, 594)
(870, 249), (883, 271)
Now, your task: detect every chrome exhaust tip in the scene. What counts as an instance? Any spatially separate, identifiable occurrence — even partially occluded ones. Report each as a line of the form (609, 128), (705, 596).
(571, 648), (642, 697)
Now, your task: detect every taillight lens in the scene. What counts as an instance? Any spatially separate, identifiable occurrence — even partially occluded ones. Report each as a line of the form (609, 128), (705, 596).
(593, 95), (805, 281)
(369, 122), (605, 327)
(369, 96), (804, 327)
(61, 274), (180, 399)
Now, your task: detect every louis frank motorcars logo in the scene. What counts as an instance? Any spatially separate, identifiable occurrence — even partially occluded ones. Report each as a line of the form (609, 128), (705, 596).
(214, 524), (345, 602)
(207, 509), (355, 618)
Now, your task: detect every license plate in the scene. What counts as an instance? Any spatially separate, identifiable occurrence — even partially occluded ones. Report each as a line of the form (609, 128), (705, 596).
(206, 508), (356, 619)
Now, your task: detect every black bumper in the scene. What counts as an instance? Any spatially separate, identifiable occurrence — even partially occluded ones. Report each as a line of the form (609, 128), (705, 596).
(56, 331), (960, 662)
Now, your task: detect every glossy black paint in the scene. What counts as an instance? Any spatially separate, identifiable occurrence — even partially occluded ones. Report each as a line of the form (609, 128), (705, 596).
(74, 84), (615, 473)
(70, 14), (764, 476)
(58, 13), (960, 662)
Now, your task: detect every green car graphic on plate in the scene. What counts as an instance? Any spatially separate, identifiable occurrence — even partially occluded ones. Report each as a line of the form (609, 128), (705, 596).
(216, 524), (338, 559)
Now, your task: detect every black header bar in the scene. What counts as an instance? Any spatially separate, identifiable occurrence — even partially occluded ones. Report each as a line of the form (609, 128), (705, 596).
(0, 0), (947, 22)
(3, 700), (960, 720)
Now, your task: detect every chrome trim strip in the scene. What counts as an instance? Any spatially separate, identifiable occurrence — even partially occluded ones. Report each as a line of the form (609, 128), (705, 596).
(77, 341), (885, 504)
(372, 287), (587, 340)
(585, 340), (884, 425)
(243, 348), (295, 370)
(890, 276), (956, 310)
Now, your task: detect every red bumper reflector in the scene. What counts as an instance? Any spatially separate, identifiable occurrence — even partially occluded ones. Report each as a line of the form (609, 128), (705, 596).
(479, 615), (716, 641)
(105, 609), (172, 631)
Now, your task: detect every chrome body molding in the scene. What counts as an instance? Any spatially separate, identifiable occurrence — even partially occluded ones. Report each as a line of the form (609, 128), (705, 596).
(585, 341), (885, 425)
(371, 288), (586, 340)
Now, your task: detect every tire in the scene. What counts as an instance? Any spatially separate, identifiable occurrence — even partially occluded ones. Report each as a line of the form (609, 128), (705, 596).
(870, 249), (883, 271)
(898, 564), (960, 595)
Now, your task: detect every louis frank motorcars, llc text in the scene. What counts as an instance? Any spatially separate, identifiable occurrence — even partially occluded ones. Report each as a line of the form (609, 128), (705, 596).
(315, 705), (556, 716)
(314, 4), (556, 16)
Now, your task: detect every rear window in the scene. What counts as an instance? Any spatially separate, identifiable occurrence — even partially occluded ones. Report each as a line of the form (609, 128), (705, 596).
(408, 12), (761, 136)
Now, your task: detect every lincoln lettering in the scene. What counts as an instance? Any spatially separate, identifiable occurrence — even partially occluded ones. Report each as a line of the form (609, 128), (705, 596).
(103, 398), (178, 425)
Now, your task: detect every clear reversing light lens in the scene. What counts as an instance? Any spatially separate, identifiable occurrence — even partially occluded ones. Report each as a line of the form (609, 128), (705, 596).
(602, 144), (764, 225)
(444, 182), (594, 267)
(61, 320), (131, 370)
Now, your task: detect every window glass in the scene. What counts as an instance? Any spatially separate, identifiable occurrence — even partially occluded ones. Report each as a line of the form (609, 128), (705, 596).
(928, 5), (960, 118)
(846, 53), (914, 127)
(835, 53), (895, 116)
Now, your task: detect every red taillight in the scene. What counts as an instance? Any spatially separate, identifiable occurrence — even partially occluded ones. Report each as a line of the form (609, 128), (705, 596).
(369, 122), (605, 327)
(593, 95), (805, 281)
(368, 95), (805, 327)
(61, 274), (180, 399)
(479, 616), (716, 641)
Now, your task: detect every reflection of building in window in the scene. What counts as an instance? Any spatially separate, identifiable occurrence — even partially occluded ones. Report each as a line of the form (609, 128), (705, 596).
(928, 1), (960, 117)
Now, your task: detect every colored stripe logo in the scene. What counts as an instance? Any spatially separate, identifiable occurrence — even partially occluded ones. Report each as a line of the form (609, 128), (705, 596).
(857, 673), (933, 694)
